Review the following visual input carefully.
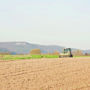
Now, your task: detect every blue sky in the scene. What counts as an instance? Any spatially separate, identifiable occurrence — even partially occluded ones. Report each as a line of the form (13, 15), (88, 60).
(0, 0), (90, 49)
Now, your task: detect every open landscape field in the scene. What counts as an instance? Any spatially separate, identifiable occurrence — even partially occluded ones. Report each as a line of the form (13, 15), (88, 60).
(0, 57), (90, 90)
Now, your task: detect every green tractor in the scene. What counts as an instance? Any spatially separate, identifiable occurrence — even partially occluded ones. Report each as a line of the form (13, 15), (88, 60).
(59, 48), (73, 58)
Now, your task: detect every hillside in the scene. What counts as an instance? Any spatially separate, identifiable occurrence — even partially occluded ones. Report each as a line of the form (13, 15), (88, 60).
(0, 42), (64, 54)
(0, 42), (90, 54)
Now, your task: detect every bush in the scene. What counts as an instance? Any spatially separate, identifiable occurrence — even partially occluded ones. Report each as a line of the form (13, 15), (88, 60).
(30, 49), (41, 55)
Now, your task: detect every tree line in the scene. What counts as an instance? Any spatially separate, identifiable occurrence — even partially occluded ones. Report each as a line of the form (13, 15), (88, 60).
(0, 49), (90, 56)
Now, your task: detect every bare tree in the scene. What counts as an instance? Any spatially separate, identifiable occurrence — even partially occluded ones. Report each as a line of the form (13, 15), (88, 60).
(73, 50), (83, 56)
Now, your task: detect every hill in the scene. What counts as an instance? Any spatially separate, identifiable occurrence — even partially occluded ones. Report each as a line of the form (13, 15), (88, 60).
(0, 42), (64, 54)
(0, 42), (90, 54)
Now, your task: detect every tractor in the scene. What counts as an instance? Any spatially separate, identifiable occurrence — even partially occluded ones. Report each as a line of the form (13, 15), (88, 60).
(59, 48), (73, 58)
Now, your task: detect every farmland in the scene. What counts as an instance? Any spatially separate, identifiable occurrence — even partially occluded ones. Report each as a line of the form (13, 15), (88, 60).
(0, 57), (90, 90)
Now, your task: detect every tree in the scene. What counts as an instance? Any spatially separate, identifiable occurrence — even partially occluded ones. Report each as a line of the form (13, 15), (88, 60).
(53, 51), (60, 55)
(30, 49), (41, 55)
(0, 52), (10, 55)
(85, 53), (89, 56)
(73, 50), (83, 56)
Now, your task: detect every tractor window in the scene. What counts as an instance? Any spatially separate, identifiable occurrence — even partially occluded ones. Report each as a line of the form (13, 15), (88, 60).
(64, 49), (69, 53)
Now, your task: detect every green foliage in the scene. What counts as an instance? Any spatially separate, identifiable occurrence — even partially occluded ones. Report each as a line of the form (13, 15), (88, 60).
(31, 55), (43, 59)
(44, 55), (59, 58)
(0, 55), (32, 60)
(0, 54), (59, 60)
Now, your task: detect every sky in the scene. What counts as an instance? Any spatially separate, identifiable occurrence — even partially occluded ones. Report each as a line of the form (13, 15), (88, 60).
(0, 0), (90, 50)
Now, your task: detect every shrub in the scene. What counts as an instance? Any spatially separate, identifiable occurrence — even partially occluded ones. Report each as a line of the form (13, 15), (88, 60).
(30, 49), (41, 55)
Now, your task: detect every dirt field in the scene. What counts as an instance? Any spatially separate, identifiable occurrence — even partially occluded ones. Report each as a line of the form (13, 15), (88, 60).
(0, 58), (90, 90)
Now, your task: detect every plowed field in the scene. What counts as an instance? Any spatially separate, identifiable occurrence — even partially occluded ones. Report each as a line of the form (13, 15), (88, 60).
(0, 58), (90, 90)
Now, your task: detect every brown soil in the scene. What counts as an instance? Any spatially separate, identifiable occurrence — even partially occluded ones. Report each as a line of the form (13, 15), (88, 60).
(0, 58), (90, 90)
